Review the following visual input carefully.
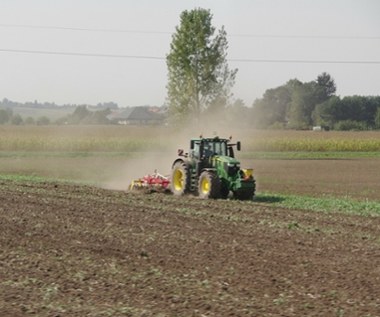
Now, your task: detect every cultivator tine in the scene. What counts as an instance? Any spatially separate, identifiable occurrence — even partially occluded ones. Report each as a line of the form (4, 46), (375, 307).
(128, 171), (170, 193)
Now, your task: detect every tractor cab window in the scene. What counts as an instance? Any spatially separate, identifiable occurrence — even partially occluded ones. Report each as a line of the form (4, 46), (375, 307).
(191, 142), (201, 159)
(203, 141), (227, 157)
(215, 141), (227, 156)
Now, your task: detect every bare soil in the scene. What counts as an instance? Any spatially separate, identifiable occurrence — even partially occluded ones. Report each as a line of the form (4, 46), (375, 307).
(2, 155), (379, 202)
(0, 179), (379, 316)
(250, 158), (380, 201)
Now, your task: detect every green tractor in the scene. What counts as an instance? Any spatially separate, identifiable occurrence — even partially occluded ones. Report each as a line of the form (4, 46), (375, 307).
(170, 136), (256, 200)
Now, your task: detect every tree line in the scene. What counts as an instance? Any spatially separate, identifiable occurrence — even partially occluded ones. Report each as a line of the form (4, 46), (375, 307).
(0, 99), (118, 126)
(0, 98), (118, 110)
(251, 74), (380, 130)
(0, 108), (50, 125)
(2, 80), (379, 130)
(0, 105), (112, 126)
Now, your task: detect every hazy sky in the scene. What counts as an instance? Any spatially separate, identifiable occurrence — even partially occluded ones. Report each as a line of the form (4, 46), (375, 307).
(0, 0), (379, 107)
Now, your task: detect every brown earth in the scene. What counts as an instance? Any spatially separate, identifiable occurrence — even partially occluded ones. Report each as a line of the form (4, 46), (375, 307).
(0, 179), (379, 316)
(1, 155), (379, 202)
(250, 158), (380, 201)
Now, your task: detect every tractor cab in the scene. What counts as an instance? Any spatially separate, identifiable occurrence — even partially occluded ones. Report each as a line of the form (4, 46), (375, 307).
(190, 137), (240, 161)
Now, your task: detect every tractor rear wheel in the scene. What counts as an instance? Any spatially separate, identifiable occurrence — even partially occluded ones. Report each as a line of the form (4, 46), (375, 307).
(198, 170), (221, 199)
(170, 161), (190, 196)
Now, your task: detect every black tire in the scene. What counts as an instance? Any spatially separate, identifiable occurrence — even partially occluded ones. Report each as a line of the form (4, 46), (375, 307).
(170, 161), (190, 196)
(220, 181), (230, 199)
(198, 171), (221, 199)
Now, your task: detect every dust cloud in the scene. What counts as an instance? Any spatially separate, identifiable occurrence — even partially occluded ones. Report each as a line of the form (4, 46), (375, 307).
(101, 110), (258, 191)
(0, 112), (258, 191)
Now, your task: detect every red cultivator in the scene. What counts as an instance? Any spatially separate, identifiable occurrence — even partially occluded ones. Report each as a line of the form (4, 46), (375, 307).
(129, 170), (170, 192)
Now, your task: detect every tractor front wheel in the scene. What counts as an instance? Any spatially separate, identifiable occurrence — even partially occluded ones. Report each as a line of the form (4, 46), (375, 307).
(170, 161), (190, 196)
(198, 171), (221, 199)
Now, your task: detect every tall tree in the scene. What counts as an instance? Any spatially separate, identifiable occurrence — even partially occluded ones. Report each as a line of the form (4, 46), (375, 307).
(288, 82), (318, 129)
(375, 107), (380, 129)
(312, 96), (341, 127)
(252, 83), (294, 128)
(288, 73), (336, 129)
(316, 72), (336, 102)
(166, 8), (237, 124)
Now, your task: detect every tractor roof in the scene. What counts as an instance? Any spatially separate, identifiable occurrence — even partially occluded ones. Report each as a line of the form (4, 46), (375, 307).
(191, 136), (229, 142)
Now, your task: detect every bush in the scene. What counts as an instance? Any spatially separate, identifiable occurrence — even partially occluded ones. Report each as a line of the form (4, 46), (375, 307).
(24, 117), (36, 125)
(334, 120), (367, 131)
(36, 116), (50, 125)
(11, 114), (23, 125)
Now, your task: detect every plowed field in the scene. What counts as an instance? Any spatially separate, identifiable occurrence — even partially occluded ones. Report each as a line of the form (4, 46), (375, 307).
(1, 179), (379, 317)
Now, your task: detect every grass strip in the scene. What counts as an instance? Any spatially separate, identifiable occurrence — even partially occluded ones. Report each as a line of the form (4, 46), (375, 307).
(255, 192), (380, 217)
(0, 174), (48, 183)
(0, 173), (92, 186)
(241, 151), (380, 159)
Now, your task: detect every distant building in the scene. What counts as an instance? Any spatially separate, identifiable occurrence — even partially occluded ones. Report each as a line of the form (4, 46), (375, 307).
(312, 125), (329, 131)
(107, 106), (165, 125)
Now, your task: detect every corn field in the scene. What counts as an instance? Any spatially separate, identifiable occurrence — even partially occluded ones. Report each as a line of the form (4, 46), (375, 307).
(0, 126), (379, 153)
